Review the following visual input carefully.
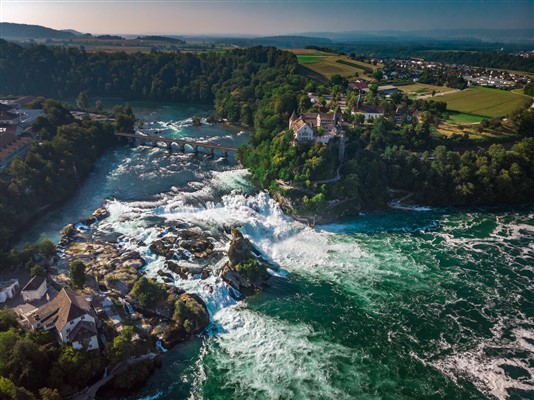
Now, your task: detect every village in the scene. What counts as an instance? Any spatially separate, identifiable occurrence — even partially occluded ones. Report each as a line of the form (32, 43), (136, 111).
(382, 58), (531, 89)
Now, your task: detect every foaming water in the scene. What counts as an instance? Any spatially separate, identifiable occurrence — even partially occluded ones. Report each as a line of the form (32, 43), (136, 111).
(19, 104), (533, 400)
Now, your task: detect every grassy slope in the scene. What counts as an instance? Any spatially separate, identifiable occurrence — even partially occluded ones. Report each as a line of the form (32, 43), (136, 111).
(290, 49), (379, 81)
(437, 87), (532, 118)
(398, 83), (454, 95)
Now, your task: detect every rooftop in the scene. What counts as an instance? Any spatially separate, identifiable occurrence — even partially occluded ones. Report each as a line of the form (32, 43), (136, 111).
(22, 275), (46, 292)
(30, 287), (96, 332)
(0, 279), (19, 291)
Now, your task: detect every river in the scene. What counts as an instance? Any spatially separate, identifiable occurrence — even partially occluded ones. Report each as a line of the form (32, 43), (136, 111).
(19, 103), (534, 400)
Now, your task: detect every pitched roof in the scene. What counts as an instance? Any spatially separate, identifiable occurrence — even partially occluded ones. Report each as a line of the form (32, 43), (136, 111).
(353, 105), (385, 114)
(32, 287), (96, 332)
(291, 118), (309, 133)
(0, 111), (18, 121)
(22, 276), (46, 292)
(318, 113), (336, 121)
(68, 320), (97, 343)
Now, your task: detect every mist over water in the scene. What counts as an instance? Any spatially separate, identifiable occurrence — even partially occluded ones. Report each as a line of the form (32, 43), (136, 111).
(20, 104), (533, 400)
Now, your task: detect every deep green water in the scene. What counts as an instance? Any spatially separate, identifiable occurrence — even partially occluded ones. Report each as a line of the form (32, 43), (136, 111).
(21, 103), (534, 400)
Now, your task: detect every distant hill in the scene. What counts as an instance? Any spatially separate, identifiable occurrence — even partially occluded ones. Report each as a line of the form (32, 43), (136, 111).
(300, 29), (534, 44)
(137, 35), (186, 44)
(0, 22), (79, 39)
(212, 35), (332, 49)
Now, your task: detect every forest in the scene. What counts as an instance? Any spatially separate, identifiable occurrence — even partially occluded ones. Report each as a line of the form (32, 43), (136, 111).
(0, 100), (133, 256)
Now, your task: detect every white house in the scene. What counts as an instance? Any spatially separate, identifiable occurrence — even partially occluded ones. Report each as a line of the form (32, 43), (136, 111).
(0, 279), (19, 303)
(21, 276), (47, 302)
(352, 104), (385, 121)
(28, 287), (100, 350)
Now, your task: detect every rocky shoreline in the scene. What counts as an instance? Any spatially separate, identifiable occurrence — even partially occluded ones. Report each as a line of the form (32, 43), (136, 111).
(48, 205), (275, 395)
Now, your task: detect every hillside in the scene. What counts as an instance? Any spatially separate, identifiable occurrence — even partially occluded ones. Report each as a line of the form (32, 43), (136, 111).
(0, 22), (79, 39)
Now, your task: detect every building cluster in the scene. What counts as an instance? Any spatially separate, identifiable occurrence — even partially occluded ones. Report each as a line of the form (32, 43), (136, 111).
(382, 59), (531, 89)
(0, 96), (44, 169)
(1, 274), (101, 351)
(289, 108), (344, 143)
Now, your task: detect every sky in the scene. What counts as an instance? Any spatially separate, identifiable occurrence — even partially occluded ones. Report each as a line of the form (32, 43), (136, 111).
(0, 0), (533, 36)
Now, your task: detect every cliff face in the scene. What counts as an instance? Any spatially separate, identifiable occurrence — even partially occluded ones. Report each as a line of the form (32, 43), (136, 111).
(221, 228), (270, 292)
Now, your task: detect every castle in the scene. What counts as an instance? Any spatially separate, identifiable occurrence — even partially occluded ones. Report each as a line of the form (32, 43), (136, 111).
(289, 108), (344, 144)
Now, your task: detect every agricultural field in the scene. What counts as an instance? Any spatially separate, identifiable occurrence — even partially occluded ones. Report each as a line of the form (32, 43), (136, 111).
(289, 49), (380, 81)
(296, 55), (325, 64)
(446, 112), (486, 124)
(437, 86), (532, 118)
(398, 83), (454, 96)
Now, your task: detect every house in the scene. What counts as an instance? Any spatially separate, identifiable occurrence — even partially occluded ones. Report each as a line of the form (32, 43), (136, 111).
(0, 279), (19, 303)
(352, 104), (385, 121)
(289, 108), (344, 144)
(349, 81), (369, 92)
(21, 276), (48, 302)
(0, 110), (20, 125)
(377, 85), (400, 96)
(28, 287), (100, 350)
(0, 125), (32, 168)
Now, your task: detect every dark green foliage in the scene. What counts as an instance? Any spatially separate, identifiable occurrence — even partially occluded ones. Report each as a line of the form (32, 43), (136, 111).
(524, 82), (534, 97)
(235, 259), (269, 282)
(105, 326), (134, 367)
(0, 100), (117, 255)
(69, 260), (85, 289)
(517, 109), (534, 137)
(172, 298), (208, 334)
(0, 377), (36, 400)
(0, 310), (18, 332)
(48, 346), (102, 389)
(112, 356), (160, 390)
(38, 388), (61, 400)
(130, 277), (167, 308)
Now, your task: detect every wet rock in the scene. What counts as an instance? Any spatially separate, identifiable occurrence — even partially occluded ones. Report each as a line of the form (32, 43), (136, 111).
(180, 238), (213, 258)
(227, 228), (253, 266)
(157, 270), (174, 283)
(166, 261), (190, 280)
(221, 228), (270, 291)
(92, 207), (109, 221)
(79, 207), (108, 227)
(149, 236), (177, 258)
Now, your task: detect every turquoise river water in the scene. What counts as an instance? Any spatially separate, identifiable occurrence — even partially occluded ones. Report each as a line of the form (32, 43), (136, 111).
(20, 103), (533, 400)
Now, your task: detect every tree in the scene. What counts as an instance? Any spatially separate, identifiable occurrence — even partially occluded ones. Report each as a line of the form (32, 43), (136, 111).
(39, 388), (61, 400)
(130, 277), (166, 307)
(95, 100), (103, 112)
(372, 70), (384, 81)
(106, 326), (133, 366)
(69, 260), (86, 289)
(76, 91), (88, 110)
(0, 309), (18, 331)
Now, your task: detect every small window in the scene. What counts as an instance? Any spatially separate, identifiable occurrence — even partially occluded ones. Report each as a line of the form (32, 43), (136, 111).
(70, 321), (74, 325)
(81, 315), (85, 320)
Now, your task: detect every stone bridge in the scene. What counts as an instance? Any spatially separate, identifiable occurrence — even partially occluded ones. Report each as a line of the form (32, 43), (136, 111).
(115, 132), (239, 157)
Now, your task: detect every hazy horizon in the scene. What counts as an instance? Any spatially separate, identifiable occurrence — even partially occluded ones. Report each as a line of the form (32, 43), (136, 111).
(1, 0), (533, 36)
